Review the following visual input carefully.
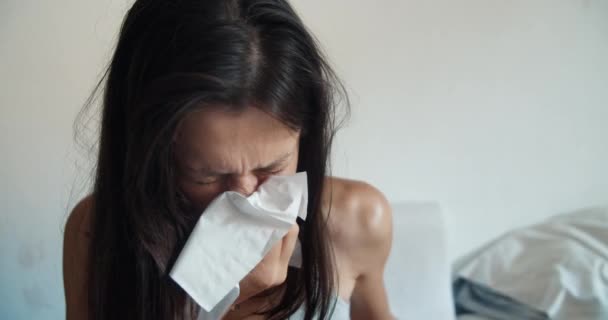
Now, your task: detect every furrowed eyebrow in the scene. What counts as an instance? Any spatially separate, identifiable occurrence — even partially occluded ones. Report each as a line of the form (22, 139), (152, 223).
(188, 151), (293, 176)
(253, 152), (293, 173)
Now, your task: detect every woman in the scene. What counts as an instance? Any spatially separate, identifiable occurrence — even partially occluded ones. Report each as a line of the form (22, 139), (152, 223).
(63, 0), (393, 319)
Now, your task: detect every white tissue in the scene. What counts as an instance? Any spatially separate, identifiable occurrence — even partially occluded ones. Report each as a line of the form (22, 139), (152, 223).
(169, 172), (308, 314)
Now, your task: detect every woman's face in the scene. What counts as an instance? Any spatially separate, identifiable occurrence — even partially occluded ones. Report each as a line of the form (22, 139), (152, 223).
(173, 106), (300, 212)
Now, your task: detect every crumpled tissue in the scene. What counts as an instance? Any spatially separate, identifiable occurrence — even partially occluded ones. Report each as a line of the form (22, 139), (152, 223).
(169, 172), (308, 318)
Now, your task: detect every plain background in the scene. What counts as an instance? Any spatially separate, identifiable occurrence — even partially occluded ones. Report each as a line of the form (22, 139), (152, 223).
(1, 0), (607, 318)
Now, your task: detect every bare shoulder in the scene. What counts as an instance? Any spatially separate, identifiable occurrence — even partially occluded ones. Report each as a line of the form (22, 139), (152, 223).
(63, 194), (94, 319)
(65, 195), (94, 238)
(322, 177), (393, 275)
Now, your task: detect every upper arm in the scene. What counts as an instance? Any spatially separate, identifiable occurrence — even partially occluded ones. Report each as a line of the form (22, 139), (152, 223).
(332, 181), (394, 320)
(63, 195), (93, 320)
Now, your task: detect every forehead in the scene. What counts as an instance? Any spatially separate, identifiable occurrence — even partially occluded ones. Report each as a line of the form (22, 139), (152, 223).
(173, 106), (299, 170)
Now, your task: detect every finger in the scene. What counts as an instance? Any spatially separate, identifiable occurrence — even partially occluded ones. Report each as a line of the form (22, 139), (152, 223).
(262, 223), (298, 263)
(279, 223), (299, 264)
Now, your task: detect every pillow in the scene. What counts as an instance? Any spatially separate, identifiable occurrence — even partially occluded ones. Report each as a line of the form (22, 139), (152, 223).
(453, 206), (608, 320)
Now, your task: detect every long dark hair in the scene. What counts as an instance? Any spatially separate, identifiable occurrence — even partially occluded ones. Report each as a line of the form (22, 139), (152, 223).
(78, 0), (349, 319)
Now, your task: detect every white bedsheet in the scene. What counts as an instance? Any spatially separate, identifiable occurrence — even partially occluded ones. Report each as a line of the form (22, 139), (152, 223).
(453, 206), (608, 320)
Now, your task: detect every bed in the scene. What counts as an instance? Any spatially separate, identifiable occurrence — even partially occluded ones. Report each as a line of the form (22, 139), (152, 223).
(385, 203), (608, 320)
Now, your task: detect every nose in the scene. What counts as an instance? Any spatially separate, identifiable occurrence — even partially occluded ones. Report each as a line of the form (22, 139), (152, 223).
(227, 174), (259, 197)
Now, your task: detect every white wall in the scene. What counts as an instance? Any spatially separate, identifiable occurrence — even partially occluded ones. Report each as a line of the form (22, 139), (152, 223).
(1, 0), (607, 318)
(292, 0), (608, 259)
(1, 1), (129, 318)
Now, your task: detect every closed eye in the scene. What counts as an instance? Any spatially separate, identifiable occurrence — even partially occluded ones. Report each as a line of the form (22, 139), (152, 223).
(255, 166), (285, 176)
(194, 175), (222, 185)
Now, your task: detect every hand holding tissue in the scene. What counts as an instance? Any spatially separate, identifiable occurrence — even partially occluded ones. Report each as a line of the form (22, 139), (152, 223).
(169, 172), (308, 319)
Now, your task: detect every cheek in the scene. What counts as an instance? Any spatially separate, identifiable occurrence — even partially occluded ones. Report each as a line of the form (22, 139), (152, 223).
(282, 154), (299, 175)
